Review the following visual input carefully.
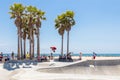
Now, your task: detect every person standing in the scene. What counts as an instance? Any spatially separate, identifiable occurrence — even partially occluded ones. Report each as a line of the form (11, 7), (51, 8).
(1, 52), (3, 57)
(11, 51), (14, 60)
(50, 53), (53, 60)
(26, 52), (30, 59)
(79, 52), (82, 60)
(93, 52), (97, 59)
(0, 52), (3, 61)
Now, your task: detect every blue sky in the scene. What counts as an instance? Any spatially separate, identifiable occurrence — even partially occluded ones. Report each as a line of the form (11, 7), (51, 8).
(0, 0), (120, 53)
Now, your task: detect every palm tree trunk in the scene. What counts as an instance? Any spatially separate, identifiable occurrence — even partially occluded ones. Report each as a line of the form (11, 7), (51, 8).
(29, 39), (31, 59)
(31, 41), (33, 59)
(67, 31), (69, 54)
(20, 37), (23, 59)
(32, 34), (34, 59)
(18, 28), (21, 60)
(37, 28), (40, 57)
(24, 39), (26, 59)
(31, 31), (34, 59)
(17, 31), (20, 60)
(29, 29), (33, 59)
(61, 34), (64, 56)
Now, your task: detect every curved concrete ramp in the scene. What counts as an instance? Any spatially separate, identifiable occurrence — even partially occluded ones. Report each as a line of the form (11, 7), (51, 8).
(38, 59), (120, 76)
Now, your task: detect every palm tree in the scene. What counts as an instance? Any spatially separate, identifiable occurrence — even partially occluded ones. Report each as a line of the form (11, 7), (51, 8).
(9, 3), (25, 60)
(26, 6), (37, 59)
(35, 9), (46, 58)
(10, 4), (46, 60)
(22, 16), (28, 59)
(58, 27), (65, 56)
(55, 15), (65, 56)
(55, 11), (75, 55)
(64, 11), (75, 54)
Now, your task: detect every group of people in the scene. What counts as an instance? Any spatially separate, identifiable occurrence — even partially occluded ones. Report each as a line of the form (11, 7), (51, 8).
(0, 51), (26, 61)
(37, 53), (54, 62)
(79, 52), (97, 60)
(0, 52), (11, 61)
(0, 51), (97, 62)
(59, 52), (73, 61)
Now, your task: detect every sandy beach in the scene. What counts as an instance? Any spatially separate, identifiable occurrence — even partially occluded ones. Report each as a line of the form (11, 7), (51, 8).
(0, 57), (120, 80)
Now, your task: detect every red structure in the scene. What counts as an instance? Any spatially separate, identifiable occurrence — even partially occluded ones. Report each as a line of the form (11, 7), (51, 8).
(50, 46), (57, 52)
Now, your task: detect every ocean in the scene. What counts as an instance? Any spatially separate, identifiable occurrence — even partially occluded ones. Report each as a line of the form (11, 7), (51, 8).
(3, 53), (120, 57)
(45, 53), (120, 57)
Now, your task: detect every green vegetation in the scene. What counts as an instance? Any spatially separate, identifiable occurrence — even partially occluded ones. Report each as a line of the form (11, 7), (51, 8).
(9, 3), (75, 59)
(9, 3), (46, 60)
(55, 11), (75, 56)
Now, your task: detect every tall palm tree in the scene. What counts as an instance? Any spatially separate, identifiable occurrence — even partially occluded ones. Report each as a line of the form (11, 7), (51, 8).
(9, 3), (25, 60)
(58, 27), (65, 56)
(26, 6), (37, 59)
(35, 9), (46, 58)
(55, 15), (65, 56)
(22, 16), (28, 59)
(10, 4), (46, 60)
(55, 11), (75, 55)
(64, 11), (75, 54)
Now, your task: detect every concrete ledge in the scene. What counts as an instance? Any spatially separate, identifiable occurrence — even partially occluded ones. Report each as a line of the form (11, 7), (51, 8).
(67, 59), (120, 67)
